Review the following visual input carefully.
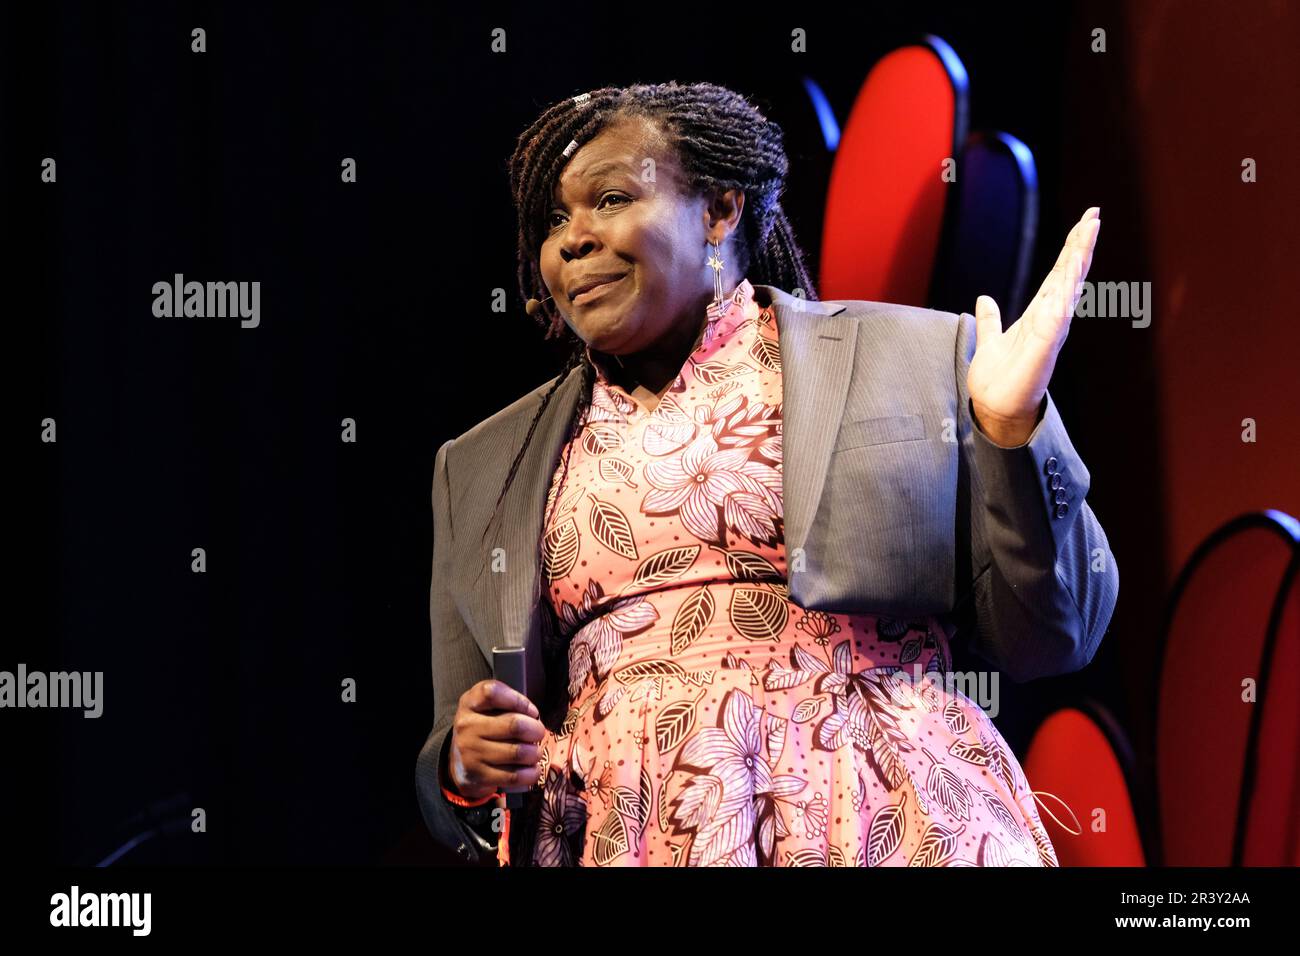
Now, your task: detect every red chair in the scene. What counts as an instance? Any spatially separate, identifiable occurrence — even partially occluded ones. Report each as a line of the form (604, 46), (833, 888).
(1023, 700), (1148, 866)
(819, 35), (967, 306)
(1156, 510), (1300, 865)
(1240, 534), (1300, 865)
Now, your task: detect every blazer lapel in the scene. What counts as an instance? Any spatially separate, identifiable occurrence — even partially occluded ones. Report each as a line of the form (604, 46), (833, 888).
(756, 285), (853, 572)
(486, 365), (586, 658)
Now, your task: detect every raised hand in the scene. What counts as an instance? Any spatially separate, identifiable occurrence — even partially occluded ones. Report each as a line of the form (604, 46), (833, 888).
(967, 207), (1101, 447)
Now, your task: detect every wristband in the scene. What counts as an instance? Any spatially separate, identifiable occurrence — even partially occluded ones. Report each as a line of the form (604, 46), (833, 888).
(441, 782), (499, 808)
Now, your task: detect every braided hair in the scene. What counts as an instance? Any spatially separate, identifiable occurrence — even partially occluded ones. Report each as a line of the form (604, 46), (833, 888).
(488, 80), (820, 535)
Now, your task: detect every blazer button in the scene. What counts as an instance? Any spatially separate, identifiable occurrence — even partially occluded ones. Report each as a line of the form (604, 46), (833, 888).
(1054, 487), (1069, 504)
(1048, 472), (1063, 490)
(457, 842), (470, 859)
(1055, 502), (1070, 518)
(1044, 456), (1059, 474)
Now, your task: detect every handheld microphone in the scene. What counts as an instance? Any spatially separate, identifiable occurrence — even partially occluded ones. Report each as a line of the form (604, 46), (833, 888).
(525, 294), (554, 316)
(492, 646), (532, 810)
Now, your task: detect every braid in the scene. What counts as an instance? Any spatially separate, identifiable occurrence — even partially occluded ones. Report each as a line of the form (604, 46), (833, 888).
(482, 340), (589, 541)
(491, 81), (819, 526)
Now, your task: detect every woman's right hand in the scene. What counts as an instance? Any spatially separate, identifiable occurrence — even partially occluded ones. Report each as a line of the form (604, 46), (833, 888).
(446, 679), (546, 800)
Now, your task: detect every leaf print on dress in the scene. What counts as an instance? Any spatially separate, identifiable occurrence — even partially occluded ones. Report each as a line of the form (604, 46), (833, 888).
(729, 586), (789, 641)
(985, 735), (1019, 805)
(583, 767), (653, 867)
(643, 395), (697, 457)
(784, 844), (848, 867)
(974, 784), (1035, 849)
(590, 802), (631, 865)
(588, 494), (638, 560)
(874, 616), (940, 667)
(866, 792), (908, 866)
(655, 688), (707, 755)
(699, 391), (782, 457)
(795, 639), (921, 795)
(978, 831), (1014, 867)
(692, 359), (754, 387)
(909, 819), (966, 866)
(625, 545), (700, 592)
(554, 579), (603, 636)
(644, 419), (697, 457)
(918, 745), (973, 822)
(542, 517), (580, 583)
(710, 544), (783, 584)
(785, 639), (920, 796)
(598, 457), (639, 490)
(669, 585), (715, 655)
(749, 331), (781, 372)
(587, 379), (638, 426)
(582, 423), (625, 456)
(651, 394), (692, 425)
(562, 585), (659, 702)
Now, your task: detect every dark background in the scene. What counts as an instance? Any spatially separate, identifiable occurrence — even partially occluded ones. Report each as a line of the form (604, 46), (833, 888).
(4, 1), (1296, 864)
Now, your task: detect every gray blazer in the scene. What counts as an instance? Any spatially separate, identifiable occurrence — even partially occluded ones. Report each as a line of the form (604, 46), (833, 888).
(415, 283), (1118, 865)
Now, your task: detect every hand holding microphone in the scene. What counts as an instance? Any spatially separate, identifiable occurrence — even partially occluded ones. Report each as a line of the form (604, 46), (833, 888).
(445, 677), (545, 802)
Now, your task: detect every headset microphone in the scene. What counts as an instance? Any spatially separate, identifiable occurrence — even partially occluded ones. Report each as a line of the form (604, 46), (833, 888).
(524, 295), (554, 316)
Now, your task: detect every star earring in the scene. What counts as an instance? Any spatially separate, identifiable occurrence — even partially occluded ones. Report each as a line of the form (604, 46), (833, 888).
(707, 240), (725, 309)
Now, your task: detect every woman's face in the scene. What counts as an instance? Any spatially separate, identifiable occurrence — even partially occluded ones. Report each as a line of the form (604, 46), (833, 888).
(538, 114), (743, 359)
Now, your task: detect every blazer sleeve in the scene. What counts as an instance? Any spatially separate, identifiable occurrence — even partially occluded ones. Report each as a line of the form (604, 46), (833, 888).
(414, 437), (504, 865)
(951, 310), (1119, 683)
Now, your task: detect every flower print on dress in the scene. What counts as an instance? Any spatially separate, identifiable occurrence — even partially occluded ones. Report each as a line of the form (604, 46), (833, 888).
(793, 608), (843, 648)
(695, 383), (783, 461)
(522, 278), (1062, 867)
(558, 581), (659, 709)
(766, 635), (928, 797)
(532, 765), (587, 868)
(667, 687), (808, 867)
(641, 429), (783, 548)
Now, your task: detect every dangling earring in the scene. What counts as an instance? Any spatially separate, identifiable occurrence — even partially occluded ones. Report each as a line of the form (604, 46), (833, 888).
(707, 239), (725, 310)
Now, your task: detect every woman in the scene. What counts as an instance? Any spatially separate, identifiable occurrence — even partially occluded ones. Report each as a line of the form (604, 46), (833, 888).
(415, 81), (1115, 866)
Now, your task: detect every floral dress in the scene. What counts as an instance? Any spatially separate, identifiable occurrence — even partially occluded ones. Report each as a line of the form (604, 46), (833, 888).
(518, 278), (1059, 867)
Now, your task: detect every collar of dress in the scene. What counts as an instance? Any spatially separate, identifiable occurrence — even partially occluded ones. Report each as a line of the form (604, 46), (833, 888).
(583, 277), (760, 387)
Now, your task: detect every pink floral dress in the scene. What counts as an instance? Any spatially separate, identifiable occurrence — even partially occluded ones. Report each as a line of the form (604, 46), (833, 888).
(521, 278), (1059, 867)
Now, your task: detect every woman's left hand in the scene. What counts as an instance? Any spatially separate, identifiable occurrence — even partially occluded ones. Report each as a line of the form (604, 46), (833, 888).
(967, 206), (1101, 447)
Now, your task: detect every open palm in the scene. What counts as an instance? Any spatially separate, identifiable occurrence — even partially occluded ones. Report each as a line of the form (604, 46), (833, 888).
(967, 207), (1101, 443)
